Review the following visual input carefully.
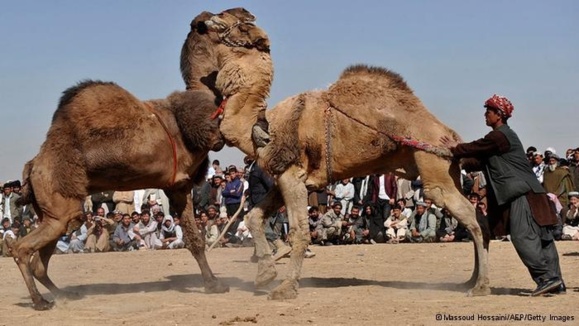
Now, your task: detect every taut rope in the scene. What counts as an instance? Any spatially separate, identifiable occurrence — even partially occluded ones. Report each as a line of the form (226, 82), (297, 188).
(323, 104), (453, 184)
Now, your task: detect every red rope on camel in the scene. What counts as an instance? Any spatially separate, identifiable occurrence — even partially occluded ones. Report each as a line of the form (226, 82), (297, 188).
(211, 97), (228, 120)
(144, 103), (178, 187)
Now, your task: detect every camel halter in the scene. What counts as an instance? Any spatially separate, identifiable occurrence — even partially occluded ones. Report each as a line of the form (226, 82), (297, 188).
(324, 104), (453, 184)
(144, 103), (178, 187)
(210, 97), (227, 120)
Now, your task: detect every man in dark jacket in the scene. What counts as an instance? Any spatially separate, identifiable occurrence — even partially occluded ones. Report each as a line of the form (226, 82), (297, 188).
(441, 94), (564, 296)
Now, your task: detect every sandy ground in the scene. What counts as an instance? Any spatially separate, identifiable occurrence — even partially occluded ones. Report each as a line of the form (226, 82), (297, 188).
(0, 241), (577, 326)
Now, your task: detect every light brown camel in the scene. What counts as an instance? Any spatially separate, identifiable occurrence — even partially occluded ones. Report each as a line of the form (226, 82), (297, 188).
(11, 12), (270, 310)
(180, 7), (257, 96)
(210, 63), (490, 299)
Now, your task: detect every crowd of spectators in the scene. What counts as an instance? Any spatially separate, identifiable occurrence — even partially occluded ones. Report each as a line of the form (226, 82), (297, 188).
(2, 145), (578, 257)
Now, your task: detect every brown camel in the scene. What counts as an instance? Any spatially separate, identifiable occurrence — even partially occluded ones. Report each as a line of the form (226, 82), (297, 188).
(11, 11), (270, 310)
(208, 62), (490, 299)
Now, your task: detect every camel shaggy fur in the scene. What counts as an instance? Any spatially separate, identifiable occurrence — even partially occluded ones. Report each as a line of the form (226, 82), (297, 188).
(12, 9), (270, 310)
(211, 62), (490, 299)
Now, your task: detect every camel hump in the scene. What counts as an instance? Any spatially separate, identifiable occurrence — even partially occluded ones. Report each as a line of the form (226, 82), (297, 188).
(58, 80), (118, 110)
(327, 64), (421, 114)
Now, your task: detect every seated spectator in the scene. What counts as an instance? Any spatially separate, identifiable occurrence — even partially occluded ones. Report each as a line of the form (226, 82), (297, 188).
(133, 210), (159, 249)
(18, 217), (36, 238)
(406, 201), (436, 243)
(159, 215), (185, 249)
(1, 220), (19, 257)
(86, 215), (111, 253)
(55, 234), (70, 254)
(68, 213), (90, 253)
(215, 211), (232, 247)
(363, 204), (386, 243)
(235, 219), (254, 247)
(111, 213), (138, 251)
(308, 206), (323, 244)
(319, 201), (346, 245)
(396, 199), (413, 218)
(343, 206), (369, 244)
(203, 212), (220, 248)
(384, 204), (408, 243)
(437, 209), (469, 242)
(562, 191), (579, 240)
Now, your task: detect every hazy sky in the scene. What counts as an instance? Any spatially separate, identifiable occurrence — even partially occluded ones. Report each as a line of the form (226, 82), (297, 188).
(1, 1), (577, 182)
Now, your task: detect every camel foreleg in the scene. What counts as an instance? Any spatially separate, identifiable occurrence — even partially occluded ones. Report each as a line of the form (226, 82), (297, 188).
(166, 188), (229, 294)
(268, 165), (309, 300)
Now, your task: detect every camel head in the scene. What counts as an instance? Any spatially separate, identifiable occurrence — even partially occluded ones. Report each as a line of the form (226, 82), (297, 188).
(205, 13), (270, 52)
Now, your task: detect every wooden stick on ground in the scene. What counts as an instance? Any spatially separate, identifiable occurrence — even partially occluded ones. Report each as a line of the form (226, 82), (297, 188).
(207, 195), (246, 252)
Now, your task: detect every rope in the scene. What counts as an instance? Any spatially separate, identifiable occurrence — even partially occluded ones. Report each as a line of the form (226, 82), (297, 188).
(211, 97), (227, 120)
(324, 106), (334, 185)
(326, 105), (453, 159)
(144, 103), (178, 187)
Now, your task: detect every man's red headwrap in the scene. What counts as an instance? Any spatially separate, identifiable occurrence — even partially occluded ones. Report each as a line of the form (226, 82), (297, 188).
(484, 94), (514, 118)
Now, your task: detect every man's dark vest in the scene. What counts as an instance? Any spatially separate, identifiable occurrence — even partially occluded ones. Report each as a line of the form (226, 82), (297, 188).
(486, 125), (545, 205)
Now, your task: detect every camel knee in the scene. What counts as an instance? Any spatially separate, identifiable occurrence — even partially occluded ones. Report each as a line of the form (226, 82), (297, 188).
(423, 187), (444, 207)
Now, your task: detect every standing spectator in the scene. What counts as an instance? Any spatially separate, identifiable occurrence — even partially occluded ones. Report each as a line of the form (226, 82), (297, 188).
(395, 177), (414, 209)
(384, 204), (408, 243)
(222, 166), (244, 228)
(208, 175), (224, 208)
(91, 191), (115, 213)
(363, 173), (397, 220)
(2, 182), (22, 224)
(531, 152), (546, 184)
(569, 149), (579, 192)
(441, 94), (564, 296)
(113, 191), (134, 215)
(406, 201), (436, 243)
(111, 213), (138, 251)
(333, 178), (355, 215)
(543, 154), (574, 216)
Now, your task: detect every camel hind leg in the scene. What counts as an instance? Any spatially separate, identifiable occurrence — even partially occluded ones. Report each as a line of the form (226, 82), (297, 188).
(416, 152), (490, 296)
(165, 187), (229, 294)
(268, 165), (309, 300)
(12, 194), (81, 310)
(245, 187), (284, 288)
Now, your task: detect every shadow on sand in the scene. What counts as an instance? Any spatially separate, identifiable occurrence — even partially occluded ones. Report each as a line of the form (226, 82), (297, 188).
(36, 273), (535, 304)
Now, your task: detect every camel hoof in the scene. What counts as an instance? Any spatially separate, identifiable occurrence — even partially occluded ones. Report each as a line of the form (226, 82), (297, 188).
(268, 280), (298, 300)
(33, 299), (55, 311)
(467, 284), (491, 297)
(255, 256), (277, 288)
(205, 279), (230, 294)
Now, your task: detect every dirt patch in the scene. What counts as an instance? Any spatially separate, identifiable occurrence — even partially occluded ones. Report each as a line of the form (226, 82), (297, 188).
(0, 242), (577, 325)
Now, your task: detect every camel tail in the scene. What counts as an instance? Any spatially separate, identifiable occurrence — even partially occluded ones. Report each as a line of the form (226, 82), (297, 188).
(17, 159), (36, 206)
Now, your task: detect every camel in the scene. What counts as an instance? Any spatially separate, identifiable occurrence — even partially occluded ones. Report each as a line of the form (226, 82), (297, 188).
(11, 11), (270, 310)
(180, 7), (258, 97)
(206, 60), (490, 298)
